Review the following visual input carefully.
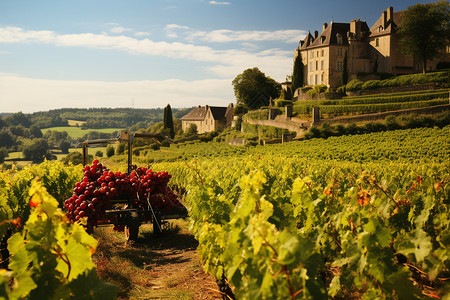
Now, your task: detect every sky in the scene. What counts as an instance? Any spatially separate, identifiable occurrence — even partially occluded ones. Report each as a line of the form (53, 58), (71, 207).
(0, 0), (436, 113)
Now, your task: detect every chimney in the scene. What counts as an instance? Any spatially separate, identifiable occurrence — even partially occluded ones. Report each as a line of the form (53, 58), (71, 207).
(314, 30), (318, 39)
(322, 23), (328, 31)
(382, 10), (387, 29)
(387, 6), (393, 26)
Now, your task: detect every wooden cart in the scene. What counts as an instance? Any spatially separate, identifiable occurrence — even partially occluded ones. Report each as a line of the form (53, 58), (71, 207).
(78, 130), (188, 241)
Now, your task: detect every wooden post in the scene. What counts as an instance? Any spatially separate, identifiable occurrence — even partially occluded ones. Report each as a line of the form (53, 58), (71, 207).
(312, 107), (320, 125)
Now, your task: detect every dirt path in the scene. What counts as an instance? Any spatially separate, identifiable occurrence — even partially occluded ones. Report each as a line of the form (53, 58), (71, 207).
(92, 220), (222, 300)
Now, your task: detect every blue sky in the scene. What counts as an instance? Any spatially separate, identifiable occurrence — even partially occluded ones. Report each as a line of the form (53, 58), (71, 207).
(0, 0), (435, 113)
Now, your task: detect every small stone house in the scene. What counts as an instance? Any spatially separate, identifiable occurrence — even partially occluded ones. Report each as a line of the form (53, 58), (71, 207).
(181, 103), (234, 134)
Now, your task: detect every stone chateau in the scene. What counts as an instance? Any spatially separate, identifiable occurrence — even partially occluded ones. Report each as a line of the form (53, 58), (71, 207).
(297, 6), (450, 88)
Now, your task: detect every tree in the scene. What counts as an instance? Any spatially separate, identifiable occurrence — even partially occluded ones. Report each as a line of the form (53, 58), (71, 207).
(163, 104), (175, 139)
(30, 125), (43, 138)
(4, 112), (32, 128)
(0, 131), (15, 149)
(59, 140), (71, 154)
(292, 51), (304, 93)
(232, 67), (281, 110)
(342, 50), (349, 85)
(22, 138), (50, 163)
(398, 1), (450, 74)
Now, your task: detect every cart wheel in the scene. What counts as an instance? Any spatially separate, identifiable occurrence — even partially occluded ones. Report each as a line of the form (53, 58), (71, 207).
(125, 217), (140, 242)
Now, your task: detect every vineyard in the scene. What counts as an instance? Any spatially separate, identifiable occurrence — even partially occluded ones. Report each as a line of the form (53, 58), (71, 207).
(150, 125), (450, 299)
(0, 125), (448, 299)
(274, 89), (449, 118)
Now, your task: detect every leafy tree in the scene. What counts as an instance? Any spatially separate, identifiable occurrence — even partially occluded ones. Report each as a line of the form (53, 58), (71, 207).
(163, 104), (175, 139)
(398, 1), (450, 73)
(59, 140), (71, 154)
(30, 125), (43, 138)
(22, 138), (50, 163)
(292, 51), (304, 93)
(62, 151), (83, 166)
(342, 50), (349, 85)
(0, 130), (15, 149)
(4, 112), (32, 128)
(232, 67), (281, 110)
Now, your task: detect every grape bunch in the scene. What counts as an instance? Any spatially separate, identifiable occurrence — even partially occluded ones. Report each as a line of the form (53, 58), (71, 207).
(64, 160), (184, 231)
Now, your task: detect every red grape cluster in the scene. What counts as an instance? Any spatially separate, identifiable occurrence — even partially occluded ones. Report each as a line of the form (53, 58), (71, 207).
(64, 160), (184, 231)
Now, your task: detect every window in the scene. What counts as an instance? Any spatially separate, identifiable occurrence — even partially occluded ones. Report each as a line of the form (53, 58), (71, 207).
(310, 51), (313, 58)
(321, 74), (324, 83)
(316, 61), (318, 70)
(321, 49), (324, 57)
(338, 48), (342, 56)
(317, 51), (319, 57)
(315, 75), (318, 84)
(310, 75), (313, 85)
(376, 38), (379, 47)
(310, 62), (313, 71)
(321, 61), (324, 70)
(337, 34), (342, 45)
(378, 26), (383, 32)
(337, 61), (343, 71)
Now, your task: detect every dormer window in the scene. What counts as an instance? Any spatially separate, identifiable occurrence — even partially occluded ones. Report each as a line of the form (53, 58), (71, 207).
(321, 36), (326, 44)
(378, 25), (383, 32)
(336, 34), (343, 45)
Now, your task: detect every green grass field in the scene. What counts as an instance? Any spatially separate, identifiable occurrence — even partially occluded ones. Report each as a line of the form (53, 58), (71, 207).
(41, 127), (123, 138)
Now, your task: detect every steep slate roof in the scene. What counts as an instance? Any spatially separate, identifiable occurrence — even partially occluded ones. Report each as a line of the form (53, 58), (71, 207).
(300, 32), (315, 50)
(181, 106), (207, 121)
(209, 107), (228, 120)
(370, 11), (403, 37)
(181, 105), (228, 121)
(309, 22), (350, 48)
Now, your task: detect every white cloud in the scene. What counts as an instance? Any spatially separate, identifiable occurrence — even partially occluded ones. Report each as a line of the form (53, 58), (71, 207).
(209, 1), (231, 5)
(0, 74), (234, 113)
(0, 26), (294, 80)
(186, 29), (306, 43)
(110, 26), (131, 34)
(134, 31), (150, 37)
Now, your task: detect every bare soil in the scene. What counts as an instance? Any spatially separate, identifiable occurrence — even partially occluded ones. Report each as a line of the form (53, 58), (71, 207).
(92, 220), (222, 300)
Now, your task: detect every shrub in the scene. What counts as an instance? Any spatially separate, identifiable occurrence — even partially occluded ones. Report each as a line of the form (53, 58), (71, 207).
(106, 146), (115, 157)
(336, 86), (346, 93)
(95, 150), (103, 157)
(314, 84), (328, 94)
(62, 151), (84, 165)
(116, 143), (126, 155)
(346, 79), (364, 91)
(362, 80), (382, 90)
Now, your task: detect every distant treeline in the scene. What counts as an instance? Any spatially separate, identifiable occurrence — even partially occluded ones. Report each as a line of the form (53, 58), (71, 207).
(25, 107), (192, 129)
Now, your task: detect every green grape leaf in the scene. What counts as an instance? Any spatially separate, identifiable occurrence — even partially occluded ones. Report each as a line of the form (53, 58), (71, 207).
(278, 230), (300, 265)
(395, 229), (432, 262)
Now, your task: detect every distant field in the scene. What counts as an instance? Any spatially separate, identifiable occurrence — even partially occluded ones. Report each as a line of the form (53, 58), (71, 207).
(67, 119), (86, 126)
(41, 127), (123, 138)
